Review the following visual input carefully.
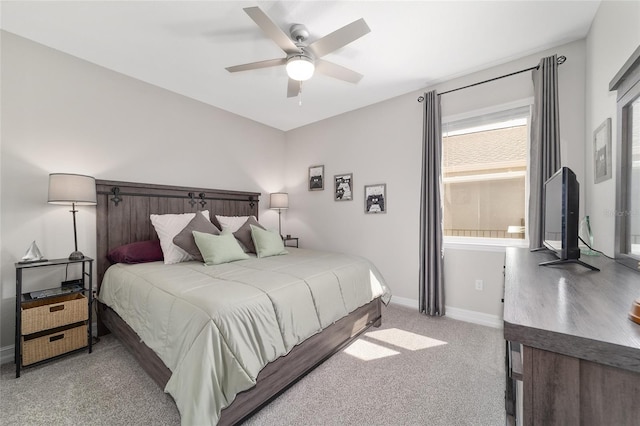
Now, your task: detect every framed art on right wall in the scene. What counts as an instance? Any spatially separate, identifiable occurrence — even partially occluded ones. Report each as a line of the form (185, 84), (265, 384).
(593, 117), (612, 183)
(364, 184), (386, 214)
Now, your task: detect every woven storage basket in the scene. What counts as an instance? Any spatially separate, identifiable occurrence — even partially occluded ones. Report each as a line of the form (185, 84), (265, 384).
(22, 324), (87, 366)
(21, 293), (88, 335)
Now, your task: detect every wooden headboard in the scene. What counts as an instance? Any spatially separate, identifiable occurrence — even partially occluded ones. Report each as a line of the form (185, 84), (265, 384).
(95, 179), (260, 287)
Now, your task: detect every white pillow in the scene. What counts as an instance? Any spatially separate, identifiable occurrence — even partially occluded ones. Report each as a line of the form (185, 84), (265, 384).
(150, 210), (209, 264)
(215, 215), (254, 233)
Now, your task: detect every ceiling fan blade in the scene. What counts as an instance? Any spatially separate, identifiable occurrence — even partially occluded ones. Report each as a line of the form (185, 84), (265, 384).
(226, 58), (287, 73)
(315, 59), (364, 84)
(243, 7), (299, 55)
(287, 79), (300, 98)
(308, 18), (370, 58)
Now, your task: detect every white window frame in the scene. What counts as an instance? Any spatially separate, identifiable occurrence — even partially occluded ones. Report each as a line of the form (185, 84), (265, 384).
(441, 98), (533, 250)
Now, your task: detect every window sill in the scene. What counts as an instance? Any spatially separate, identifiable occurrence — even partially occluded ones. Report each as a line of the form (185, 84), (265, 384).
(444, 237), (529, 252)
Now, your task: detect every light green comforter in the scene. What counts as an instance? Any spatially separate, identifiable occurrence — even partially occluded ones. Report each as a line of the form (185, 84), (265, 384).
(99, 248), (390, 425)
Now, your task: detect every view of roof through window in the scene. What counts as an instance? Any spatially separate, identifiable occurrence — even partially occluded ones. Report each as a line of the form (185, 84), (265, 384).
(442, 108), (529, 240)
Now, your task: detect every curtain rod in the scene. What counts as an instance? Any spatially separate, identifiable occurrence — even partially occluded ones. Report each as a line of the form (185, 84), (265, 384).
(417, 55), (566, 102)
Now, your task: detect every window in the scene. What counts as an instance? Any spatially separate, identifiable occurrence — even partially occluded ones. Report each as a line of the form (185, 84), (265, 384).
(611, 45), (640, 270)
(628, 96), (640, 256)
(442, 105), (530, 242)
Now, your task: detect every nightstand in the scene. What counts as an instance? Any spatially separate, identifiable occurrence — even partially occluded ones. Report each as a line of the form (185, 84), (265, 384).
(283, 237), (299, 248)
(15, 257), (93, 378)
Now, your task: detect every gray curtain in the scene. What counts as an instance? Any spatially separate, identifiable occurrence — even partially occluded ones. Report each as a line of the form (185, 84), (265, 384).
(529, 55), (562, 249)
(419, 91), (445, 316)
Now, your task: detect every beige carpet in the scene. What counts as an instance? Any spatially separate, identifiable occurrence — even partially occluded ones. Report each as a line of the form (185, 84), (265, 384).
(0, 304), (505, 425)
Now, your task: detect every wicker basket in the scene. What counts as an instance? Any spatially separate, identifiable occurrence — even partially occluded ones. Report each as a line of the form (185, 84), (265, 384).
(21, 293), (88, 335)
(22, 324), (87, 366)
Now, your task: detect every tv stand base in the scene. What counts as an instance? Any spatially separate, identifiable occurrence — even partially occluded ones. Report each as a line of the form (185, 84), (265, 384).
(539, 258), (600, 271)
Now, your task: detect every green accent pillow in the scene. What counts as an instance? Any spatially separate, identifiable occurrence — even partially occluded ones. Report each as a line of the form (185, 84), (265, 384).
(250, 225), (288, 258)
(192, 230), (249, 265)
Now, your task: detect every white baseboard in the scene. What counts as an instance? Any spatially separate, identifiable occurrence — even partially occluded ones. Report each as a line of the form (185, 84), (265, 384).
(389, 296), (503, 329)
(0, 322), (99, 366)
(389, 295), (417, 309)
(1, 345), (14, 365)
(444, 306), (503, 329)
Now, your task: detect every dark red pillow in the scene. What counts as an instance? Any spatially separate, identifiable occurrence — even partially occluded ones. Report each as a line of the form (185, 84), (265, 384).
(107, 240), (164, 264)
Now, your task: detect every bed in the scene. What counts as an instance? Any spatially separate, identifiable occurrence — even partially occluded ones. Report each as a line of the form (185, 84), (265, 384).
(95, 180), (390, 425)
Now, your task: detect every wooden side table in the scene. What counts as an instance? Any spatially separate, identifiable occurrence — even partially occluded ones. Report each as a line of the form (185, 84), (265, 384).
(15, 257), (93, 377)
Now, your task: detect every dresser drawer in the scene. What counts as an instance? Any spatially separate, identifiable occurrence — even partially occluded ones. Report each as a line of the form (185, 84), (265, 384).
(22, 324), (87, 366)
(21, 293), (88, 335)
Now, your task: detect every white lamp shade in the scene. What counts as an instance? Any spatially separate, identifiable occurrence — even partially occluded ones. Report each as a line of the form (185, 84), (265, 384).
(270, 193), (289, 210)
(48, 173), (97, 205)
(286, 56), (314, 81)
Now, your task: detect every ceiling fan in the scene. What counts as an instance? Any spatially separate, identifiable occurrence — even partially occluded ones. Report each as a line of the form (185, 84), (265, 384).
(226, 7), (371, 98)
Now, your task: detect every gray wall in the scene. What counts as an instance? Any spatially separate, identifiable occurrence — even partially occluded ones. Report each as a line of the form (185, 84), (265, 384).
(585, 1), (640, 256)
(284, 39), (587, 326)
(0, 32), (287, 349)
(2, 0), (638, 354)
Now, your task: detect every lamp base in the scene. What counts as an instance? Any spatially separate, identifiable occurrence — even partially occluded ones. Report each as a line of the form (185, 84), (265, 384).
(68, 251), (85, 261)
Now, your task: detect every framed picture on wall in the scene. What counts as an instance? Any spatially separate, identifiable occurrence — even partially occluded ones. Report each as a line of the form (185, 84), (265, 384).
(309, 165), (324, 191)
(593, 118), (612, 183)
(334, 173), (353, 201)
(364, 184), (386, 214)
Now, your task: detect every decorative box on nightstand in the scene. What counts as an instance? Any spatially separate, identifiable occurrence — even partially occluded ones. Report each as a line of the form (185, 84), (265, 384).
(15, 257), (93, 378)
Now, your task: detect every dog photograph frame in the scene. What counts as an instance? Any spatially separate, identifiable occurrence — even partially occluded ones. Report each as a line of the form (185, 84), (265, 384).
(334, 173), (353, 201)
(364, 184), (386, 214)
(309, 165), (324, 191)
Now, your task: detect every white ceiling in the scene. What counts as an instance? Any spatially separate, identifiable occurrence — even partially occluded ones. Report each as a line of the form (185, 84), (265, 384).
(1, 1), (600, 131)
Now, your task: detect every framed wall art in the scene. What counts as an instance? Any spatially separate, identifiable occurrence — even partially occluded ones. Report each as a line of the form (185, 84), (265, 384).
(364, 184), (386, 214)
(593, 118), (612, 184)
(308, 165), (324, 191)
(334, 173), (353, 201)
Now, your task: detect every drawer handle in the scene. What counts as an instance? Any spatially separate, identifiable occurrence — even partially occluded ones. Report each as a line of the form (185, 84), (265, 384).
(49, 334), (64, 342)
(49, 305), (65, 313)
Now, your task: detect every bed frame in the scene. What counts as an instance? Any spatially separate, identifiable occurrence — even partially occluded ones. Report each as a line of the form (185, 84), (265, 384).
(95, 180), (382, 425)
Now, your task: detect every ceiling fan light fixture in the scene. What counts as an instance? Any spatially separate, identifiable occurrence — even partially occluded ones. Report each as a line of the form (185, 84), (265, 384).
(286, 55), (315, 81)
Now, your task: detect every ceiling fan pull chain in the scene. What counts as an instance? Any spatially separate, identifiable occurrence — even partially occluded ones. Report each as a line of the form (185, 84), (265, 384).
(298, 81), (303, 106)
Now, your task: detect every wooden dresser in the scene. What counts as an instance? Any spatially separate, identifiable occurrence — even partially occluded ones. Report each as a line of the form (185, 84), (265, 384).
(503, 247), (640, 426)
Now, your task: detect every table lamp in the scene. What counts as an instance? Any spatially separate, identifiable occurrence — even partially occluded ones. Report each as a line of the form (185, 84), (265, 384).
(48, 173), (97, 260)
(269, 192), (289, 238)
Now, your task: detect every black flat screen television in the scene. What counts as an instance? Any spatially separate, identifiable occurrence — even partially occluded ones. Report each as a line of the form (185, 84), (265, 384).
(539, 166), (599, 271)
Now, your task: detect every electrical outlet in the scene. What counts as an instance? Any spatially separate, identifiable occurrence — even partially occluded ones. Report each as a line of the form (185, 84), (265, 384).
(475, 279), (484, 291)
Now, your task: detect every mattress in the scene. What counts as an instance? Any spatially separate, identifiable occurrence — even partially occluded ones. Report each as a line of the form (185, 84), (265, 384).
(98, 247), (390, 425)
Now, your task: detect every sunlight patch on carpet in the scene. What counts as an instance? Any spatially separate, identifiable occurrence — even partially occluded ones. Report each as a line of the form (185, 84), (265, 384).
(365, 328), (448, 351)
(344, 339), (400, 361)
